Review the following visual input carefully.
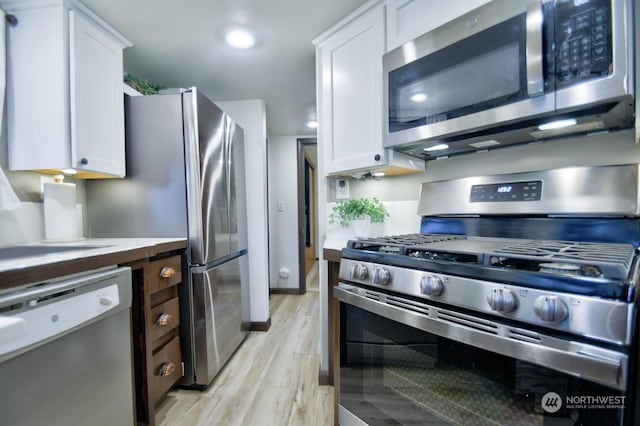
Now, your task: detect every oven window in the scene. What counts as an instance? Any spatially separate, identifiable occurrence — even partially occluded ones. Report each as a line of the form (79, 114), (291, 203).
(340, 303), (626, 425)
(387, 14), (528, 133)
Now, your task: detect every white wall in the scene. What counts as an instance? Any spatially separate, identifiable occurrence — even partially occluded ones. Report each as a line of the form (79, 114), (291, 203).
(217, 100), (270, 324)
(267, 136), (301, 289)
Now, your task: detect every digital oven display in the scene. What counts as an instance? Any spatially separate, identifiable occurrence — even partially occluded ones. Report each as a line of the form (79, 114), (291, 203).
(470, 181), (542, 202)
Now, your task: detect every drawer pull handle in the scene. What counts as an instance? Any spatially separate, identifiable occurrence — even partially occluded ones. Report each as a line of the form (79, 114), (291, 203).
(156, 313), (174, 326)
(159, 362), (176, 377)
(159, 267), (176, 278)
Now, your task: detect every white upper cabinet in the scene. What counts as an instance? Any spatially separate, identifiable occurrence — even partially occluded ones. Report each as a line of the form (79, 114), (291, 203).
(386, 0), (492, 52)
(314, 1), (424, 176)
(3, 0), (131, 178)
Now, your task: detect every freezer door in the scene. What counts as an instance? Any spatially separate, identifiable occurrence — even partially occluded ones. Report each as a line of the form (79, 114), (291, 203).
(226, 118), (248, 253)
(187, 254), (249, 387)
(183, 90), (231, 265)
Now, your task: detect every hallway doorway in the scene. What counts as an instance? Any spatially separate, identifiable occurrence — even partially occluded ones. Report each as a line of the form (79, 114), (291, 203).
(297, 138), (318, 294)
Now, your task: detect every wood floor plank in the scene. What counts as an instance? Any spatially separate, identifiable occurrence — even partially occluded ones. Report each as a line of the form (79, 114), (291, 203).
(158, 271), (333, 426)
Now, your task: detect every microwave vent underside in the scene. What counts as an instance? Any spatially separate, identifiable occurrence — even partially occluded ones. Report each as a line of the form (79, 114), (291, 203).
(391, 100), (633, 160)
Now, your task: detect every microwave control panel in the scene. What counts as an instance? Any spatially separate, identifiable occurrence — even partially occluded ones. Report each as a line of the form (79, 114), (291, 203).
(555, 0), (612, 87)
(470, 181), (542, 203)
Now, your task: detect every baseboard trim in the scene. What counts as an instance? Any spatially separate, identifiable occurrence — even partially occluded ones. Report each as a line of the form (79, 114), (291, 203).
(270, 288), (304, 295)
(250, 318), (272, 332)
(318, 367), (331, 386)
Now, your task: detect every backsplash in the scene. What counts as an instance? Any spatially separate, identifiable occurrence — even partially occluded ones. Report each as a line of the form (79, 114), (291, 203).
(326, 200), (420, 239)
(0, 202), (44, 246)
(0, 164), (86, 246)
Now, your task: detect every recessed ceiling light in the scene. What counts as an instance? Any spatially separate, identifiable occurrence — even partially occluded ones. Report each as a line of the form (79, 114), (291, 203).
(423, 143), (449, 152)
(537, 118), (577, 131)
(410, 93), (428, 102)
(306, 120), (318, 129)
(224, 29), (255, 49)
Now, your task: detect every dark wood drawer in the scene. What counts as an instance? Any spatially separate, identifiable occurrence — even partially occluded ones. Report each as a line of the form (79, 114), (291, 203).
(150, 297), (180, 343)
(146, 255), (182, 294)
(150, 336), (182, 405)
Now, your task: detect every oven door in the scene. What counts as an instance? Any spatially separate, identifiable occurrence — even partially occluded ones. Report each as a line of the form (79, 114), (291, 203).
(383, 0), (554, 149)
(336, 284), (631, 426)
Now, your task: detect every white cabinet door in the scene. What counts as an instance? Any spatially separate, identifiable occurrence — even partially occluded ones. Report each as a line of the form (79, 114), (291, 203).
(6, 5), (69, 172)
(70, 10), (125, 177)
(4, 0), (130, 178)
(386, 0), (492, 52)
(320, 4), (386, 175)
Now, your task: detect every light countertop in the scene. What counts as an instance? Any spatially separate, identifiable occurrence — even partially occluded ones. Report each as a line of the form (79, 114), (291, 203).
(0, 238), (187, 291)
(323, 237), (349, 252)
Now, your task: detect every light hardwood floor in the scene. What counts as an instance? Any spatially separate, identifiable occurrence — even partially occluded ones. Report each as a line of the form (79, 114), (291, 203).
(157, 263), (332, 426)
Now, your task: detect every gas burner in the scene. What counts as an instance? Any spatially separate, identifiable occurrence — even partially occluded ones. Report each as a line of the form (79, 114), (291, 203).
(539, 263), (582, 275)
(379, 245), (402, 255)
(408, 250), (479, 264)
(538, 263), (604, 278)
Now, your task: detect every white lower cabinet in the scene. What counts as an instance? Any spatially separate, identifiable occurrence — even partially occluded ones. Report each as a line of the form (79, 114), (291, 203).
(3, 0), (131, 178)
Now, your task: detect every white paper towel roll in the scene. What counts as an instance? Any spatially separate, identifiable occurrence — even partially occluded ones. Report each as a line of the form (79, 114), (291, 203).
(43, 182), (80, 242)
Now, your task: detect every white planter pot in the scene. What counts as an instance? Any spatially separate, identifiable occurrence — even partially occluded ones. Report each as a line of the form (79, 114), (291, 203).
(350, 218), (370, 238)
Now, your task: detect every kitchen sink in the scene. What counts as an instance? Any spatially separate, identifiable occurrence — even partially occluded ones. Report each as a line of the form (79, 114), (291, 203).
(0, 245), (112, 260)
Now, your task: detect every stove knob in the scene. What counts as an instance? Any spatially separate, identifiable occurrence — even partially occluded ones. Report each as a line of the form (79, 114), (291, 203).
(487, 288), (517, 313)
(420, 275), (443, 296)
(534, 295), (568, 323)
(350, 263), (369, 281)
(372, 268), (391, 286)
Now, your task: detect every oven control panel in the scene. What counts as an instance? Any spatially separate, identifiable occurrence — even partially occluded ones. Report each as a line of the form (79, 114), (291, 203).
(338, 258), (631, 346)
(470, 181), (541, 203)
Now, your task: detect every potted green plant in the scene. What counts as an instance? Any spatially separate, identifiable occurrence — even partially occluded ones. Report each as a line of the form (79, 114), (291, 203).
(329, 197), (389, 236)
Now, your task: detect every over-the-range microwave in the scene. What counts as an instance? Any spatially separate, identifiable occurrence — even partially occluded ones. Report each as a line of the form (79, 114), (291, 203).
(383, 0), (635, 159)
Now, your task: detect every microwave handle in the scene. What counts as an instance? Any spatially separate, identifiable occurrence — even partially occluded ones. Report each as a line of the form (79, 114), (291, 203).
(526, 1), (544, 97)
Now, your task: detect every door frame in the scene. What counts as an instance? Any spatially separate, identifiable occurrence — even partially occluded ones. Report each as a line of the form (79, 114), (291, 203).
(297, 138), (318, 294)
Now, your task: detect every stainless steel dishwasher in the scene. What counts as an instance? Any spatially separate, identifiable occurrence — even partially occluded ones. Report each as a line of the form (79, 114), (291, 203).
(0, 266), (134, 426)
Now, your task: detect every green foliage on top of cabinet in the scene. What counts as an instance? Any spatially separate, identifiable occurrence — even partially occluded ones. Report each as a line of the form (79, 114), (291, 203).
(123, 73), (164, 95)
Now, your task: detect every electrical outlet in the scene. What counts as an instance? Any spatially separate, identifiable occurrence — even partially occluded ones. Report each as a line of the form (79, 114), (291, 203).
(336, 179), (350, 199)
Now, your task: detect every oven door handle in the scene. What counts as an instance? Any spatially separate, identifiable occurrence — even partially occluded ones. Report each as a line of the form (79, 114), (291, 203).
(335, 283), (627, 391)
(526, 1), (544, 97)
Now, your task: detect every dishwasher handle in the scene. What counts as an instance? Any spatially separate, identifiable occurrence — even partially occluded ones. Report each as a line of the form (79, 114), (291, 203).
(0, 267), (129, 308)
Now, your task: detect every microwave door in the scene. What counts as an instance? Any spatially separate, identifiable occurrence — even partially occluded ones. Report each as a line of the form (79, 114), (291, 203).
(384, 0), (555, 150)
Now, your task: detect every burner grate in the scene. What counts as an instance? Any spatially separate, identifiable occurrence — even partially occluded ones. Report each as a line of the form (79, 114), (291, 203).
(490, 240), (636, 280)
(356, 233), (466, 245)
(348, 234), (466, 254)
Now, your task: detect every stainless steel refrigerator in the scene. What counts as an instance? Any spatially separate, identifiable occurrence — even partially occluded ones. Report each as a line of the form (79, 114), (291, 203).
(86, 88), (250, 388)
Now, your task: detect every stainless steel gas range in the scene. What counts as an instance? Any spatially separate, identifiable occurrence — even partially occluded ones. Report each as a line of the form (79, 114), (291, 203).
(335, 164), (640, 426)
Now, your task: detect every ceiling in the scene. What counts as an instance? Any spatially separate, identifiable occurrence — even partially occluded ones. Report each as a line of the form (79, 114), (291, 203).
(81, 0), (369, 137)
